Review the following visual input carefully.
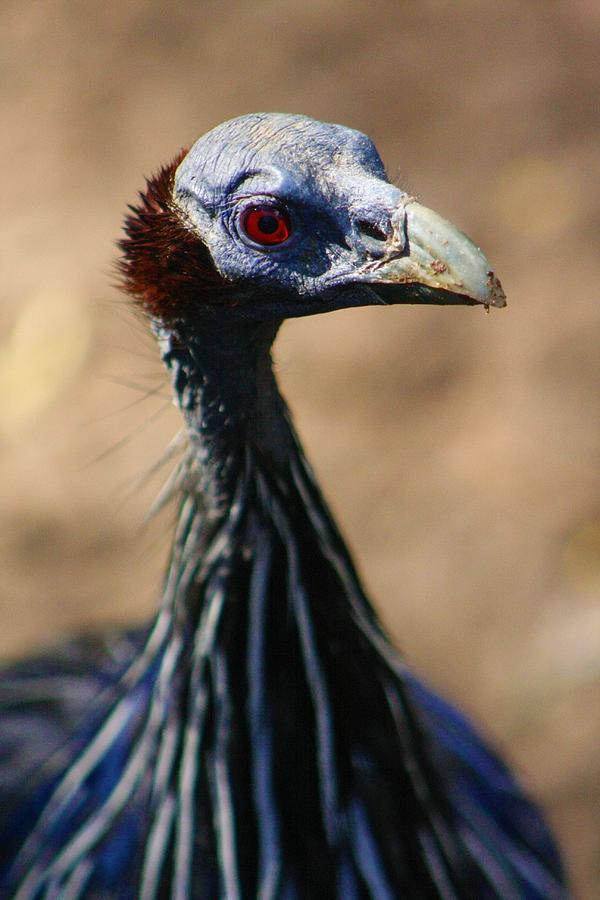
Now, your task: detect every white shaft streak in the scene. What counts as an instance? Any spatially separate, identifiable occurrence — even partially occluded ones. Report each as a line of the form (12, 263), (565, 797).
(13, 697), (137, 884)
(139, 794), (176, 900)
(382, 682), (458, 875)
(211, 651), (240, 900)
(173, 584), (224, 900)
(15, 626), (184, 900)
(247, 526), (281, 899)
(162, 496), (206, 614)
(289, 456), (409, 677)
(456, 793), (564, 898)
(417, 830), (462, 900)
(51, 858), (94, 900)
(348, 798), (395, 900)
(267, 484), (340, 845)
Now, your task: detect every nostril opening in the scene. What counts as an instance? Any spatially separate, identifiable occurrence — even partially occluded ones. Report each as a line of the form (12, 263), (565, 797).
(357, 220), (389, 243)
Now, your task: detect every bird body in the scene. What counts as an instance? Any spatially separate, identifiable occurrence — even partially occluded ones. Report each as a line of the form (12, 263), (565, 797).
(0, 114), (566, 898)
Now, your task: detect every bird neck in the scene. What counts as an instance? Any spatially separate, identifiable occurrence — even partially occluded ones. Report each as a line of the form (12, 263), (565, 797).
(157, 316), (297, 512)
(144, 316), (461, 896)
(156, 311), (387, 645)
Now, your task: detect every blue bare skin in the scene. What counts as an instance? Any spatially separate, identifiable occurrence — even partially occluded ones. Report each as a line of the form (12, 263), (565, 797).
(175, 114), (504, 320)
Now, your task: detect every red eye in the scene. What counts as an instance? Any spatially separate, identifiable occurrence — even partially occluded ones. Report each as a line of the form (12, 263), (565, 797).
(240, 204), (292, 246)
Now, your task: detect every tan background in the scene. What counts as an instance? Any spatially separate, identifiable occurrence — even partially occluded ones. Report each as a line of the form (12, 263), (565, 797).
(1, 1), (599, 894)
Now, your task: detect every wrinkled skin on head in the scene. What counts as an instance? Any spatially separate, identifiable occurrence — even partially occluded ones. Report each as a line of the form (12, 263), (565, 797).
(172, 113), (504, 318)
(120, 113), (504, 326)
(173, 114), (399, 308)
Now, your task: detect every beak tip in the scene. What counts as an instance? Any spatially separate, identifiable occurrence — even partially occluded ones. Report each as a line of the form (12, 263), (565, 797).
(357, 200), (508, 310)
(486, 271), (507, 309)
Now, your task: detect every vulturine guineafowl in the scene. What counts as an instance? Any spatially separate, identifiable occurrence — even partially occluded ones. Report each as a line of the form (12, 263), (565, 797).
(0, 114), (567, 899)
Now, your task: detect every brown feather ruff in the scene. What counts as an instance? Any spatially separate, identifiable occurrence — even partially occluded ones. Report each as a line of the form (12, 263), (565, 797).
(118, 151), (237, 321)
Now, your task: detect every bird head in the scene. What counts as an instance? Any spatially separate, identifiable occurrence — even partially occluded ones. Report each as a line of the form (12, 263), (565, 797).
(120, 113), (505, 326)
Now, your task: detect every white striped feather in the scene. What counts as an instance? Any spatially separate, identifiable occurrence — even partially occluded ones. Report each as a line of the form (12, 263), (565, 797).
(1, 429), (568, 898)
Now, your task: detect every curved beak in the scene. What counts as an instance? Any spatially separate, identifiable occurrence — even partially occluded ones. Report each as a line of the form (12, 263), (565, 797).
(358, 199), (506, 308)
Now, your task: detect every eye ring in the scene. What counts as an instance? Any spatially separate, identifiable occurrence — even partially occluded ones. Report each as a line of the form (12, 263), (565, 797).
(239, 203), (292, 247)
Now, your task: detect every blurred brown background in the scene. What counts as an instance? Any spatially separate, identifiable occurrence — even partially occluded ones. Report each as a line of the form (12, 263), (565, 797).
(1, 0), (599, 894)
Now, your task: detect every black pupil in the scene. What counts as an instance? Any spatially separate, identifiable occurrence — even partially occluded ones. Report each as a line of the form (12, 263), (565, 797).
(258, 214), (279, 234)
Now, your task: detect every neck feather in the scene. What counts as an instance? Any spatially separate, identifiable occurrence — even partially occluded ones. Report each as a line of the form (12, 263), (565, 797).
(157, 316), (300, 511)
(148, 327), (464, 894)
